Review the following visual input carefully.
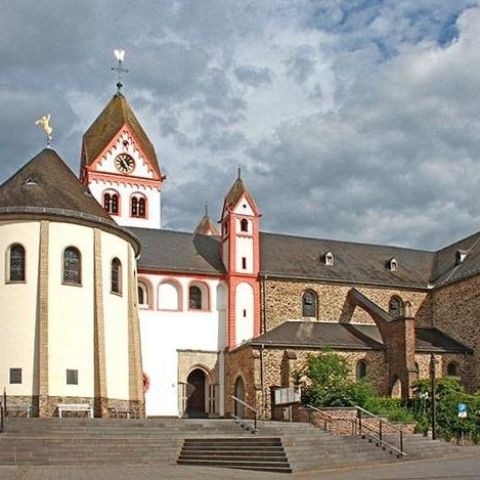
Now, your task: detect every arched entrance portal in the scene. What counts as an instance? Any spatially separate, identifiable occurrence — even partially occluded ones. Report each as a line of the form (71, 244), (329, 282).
(234, 376), (245, 417)
(186, 369), (207, 417)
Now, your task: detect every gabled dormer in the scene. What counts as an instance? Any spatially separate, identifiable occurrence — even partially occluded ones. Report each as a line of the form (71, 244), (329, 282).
(80, 92), (165, 229)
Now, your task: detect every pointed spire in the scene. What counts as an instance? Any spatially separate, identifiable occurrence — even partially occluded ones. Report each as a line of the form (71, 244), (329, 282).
(194, 205), (219, 236)
(238, 166), (242, 180)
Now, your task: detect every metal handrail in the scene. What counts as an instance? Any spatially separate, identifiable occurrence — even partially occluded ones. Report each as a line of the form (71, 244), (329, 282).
(231, 395), (258, 431)
(355, 406), (405, 457)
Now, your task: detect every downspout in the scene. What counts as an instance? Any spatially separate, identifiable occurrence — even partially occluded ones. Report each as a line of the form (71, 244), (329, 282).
(260, 343), (265, 419)
(261, 274), (268, 334)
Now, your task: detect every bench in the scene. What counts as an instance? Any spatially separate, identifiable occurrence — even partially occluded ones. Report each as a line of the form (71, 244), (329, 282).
(7, 405), (32, 418)
(109, 406), (138, 419)
(57, 403), (93, 418)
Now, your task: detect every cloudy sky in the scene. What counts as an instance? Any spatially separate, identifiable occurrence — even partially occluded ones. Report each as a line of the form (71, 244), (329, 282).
(1, 0), (480, 250)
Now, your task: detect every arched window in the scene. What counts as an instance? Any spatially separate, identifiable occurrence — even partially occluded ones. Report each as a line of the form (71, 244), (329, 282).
(131, 195), (147, 218)
(63, 247), (81, 285)
(138, 284), (147, 306)
(111, 258), (122, 294)
(8, 244), (26, 282)
(103, 192), (119, 215)
(302, 290), (318, 317)
(447, 362), (459, 376)
(240, 219), (248, 232)
(356, 360), (367, 380)
(389, 296), (403, 318)
(189, 285), (202, 310)
(158, 280), (181, 310)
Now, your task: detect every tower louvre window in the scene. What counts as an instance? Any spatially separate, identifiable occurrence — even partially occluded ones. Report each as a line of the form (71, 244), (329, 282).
(103, 192), (119, 215)
(131, 195), (147, 218)
(240, 219), (248, 232)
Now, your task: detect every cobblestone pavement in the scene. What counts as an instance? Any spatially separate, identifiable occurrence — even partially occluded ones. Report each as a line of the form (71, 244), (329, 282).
(1, 453), (480, 480)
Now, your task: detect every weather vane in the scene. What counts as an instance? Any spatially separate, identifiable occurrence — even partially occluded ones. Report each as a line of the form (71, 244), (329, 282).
(35, 114), (53, 147)
(111, 49), (129, 93)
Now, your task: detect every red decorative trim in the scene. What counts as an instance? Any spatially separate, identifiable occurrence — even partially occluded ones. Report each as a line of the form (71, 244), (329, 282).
(85, 170), (163, 189)
(138, 269), (222, 280)
(88, 123), (164, 180)
(143, 372), (150, 393)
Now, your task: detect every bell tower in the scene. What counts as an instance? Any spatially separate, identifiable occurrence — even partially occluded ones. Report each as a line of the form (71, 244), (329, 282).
(80, 51), (165, 229)
(220, 171), (261, 348)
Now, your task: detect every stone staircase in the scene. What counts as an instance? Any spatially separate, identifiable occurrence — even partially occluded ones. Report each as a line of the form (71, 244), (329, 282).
(0, 417), (474, 472)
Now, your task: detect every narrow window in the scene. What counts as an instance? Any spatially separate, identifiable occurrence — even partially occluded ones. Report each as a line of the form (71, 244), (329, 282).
(241, 257), (247, 269)
(66, 369), (78, 385)
(63, 247), (81, 285)
(356, 360), (367, 380)
(9, 368), (22, 384)
(138, 198), (146, 217)
(131, 197), (138, 216)
(111, 194), (119, 214)
(103, 193), (111, 211)
(240, 219), (248, 232)
(389, 296), (403, 318)
(111, 258), (122, 294)
(302, 290), (318, 317)
(243, 309), (247, 318)
(138, 285), (145, 305)
(9, 244), (26, 282)
(447, 362), (459, 376)
(189, 285), (202, 310)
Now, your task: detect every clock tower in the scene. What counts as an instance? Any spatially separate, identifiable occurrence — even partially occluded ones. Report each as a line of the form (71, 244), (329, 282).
(80, 92), (165, 229)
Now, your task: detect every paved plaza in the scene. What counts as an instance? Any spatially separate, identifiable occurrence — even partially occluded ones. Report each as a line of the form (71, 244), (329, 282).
(1, 452), (480, 480)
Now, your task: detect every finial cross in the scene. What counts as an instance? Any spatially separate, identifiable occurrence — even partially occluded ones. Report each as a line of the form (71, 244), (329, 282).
(111, 49), (129, 93)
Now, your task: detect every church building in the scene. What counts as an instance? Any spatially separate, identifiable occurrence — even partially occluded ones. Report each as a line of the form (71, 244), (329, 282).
(1, 78), (479, 419)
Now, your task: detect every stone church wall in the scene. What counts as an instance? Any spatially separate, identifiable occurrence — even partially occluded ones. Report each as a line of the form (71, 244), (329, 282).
(431, 274), (480, 390)
(263, 279), (432, 331)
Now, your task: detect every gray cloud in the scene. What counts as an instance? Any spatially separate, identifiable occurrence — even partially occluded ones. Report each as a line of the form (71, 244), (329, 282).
(0, 1), (480, 252)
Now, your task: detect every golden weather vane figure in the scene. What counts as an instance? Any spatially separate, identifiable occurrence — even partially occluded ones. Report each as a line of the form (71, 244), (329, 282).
(35, 114), (53, 146)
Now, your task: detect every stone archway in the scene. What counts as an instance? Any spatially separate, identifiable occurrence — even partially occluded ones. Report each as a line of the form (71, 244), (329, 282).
(186, 368), (207, 418)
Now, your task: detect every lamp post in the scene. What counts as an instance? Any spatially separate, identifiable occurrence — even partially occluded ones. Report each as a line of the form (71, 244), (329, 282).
(429, 353), (437, 440)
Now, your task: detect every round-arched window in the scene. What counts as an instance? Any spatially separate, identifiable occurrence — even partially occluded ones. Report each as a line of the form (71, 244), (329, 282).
(389, 296), (403, 318)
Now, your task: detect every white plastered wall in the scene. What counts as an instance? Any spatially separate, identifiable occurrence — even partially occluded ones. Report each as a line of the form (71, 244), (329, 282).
(0, 221), (40, 396)
(101, 231), (131, 401)
(235, 237), (253, 274)
(138, 274), (227, 416)
(235, 282), (254, 346)
(88, 179), (161, 229)
(48, 223), (95, 398)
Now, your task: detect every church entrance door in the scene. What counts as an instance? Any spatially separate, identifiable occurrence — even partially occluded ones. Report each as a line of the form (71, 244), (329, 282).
(186, 369), (207, 417)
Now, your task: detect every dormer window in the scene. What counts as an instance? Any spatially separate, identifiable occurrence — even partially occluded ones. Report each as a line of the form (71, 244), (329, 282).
(387, 258), (398, 272)
(323, 252), (334, 266)
(456, 250), (467, 265)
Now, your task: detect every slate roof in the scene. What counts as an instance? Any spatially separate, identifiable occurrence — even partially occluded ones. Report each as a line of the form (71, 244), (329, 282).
(81, 93), (162, 177)
(0, 148), (116, 226)
(244, 321), (471, 353)
(260, 232), (436, 289)
(130, 228), (224, 275)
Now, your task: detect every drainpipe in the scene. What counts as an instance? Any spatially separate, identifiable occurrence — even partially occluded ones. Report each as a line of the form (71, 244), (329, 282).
(260, 343), (265, 419)
(261, 274), (268, 334)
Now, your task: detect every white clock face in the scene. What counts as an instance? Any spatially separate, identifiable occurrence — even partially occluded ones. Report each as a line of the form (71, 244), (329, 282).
(115, 153), (135, 173)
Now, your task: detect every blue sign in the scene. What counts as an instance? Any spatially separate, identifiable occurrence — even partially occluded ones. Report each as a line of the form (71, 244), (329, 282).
(458, 403), (468, 418)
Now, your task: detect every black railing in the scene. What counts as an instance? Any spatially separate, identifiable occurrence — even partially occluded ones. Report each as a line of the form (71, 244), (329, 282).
(355, 406), (405, 457)
(304, 404), (406, 457)
(231, 395), (258, 433)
